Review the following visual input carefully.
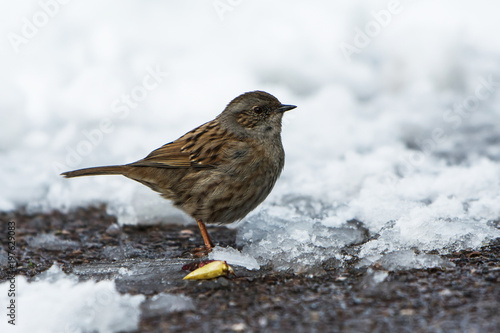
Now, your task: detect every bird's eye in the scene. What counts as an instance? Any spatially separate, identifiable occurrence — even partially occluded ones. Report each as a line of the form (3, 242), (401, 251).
(253, 106), (262, 114)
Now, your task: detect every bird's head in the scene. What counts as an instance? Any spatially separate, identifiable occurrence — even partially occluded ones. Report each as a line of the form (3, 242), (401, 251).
(217, 91), (296, 139)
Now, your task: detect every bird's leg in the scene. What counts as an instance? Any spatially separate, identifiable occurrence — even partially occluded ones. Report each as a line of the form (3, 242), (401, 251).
(197, 219), (214, 249)
(189, 219), (214, 257)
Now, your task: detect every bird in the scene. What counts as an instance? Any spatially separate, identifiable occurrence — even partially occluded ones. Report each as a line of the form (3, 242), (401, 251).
(62, 91), (296, 256)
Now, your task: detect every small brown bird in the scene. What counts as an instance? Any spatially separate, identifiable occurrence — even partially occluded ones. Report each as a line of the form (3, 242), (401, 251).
(62, 91), (296, 255)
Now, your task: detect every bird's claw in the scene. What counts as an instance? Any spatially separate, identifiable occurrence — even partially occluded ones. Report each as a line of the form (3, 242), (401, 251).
(189, 246), (212, 258)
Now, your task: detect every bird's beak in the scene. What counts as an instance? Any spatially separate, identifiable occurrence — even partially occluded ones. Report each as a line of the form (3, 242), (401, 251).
(277, 104), (297, 113)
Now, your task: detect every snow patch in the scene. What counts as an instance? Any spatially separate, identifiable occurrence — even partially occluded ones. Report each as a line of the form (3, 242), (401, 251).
(0, 264), (144, 333)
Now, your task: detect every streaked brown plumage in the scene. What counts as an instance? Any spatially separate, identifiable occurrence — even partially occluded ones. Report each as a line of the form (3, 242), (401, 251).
(62, 91), (296, 255)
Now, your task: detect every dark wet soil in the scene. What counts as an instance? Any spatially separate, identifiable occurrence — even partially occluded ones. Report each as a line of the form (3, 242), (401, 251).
(1, 206), (499, 333)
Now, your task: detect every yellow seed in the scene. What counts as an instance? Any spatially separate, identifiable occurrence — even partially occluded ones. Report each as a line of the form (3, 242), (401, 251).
(183, 260), (234, 280)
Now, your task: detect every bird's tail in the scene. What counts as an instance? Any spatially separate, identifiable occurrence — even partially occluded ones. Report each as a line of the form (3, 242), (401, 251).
(61, 165), (127, 178)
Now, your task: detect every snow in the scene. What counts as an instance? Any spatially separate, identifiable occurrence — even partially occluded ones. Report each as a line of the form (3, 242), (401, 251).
(2, 0), (500, 274)
(0, 264), (144, 333)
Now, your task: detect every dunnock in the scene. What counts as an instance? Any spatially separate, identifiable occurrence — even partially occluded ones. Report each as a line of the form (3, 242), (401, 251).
(62, 91), (296, 255)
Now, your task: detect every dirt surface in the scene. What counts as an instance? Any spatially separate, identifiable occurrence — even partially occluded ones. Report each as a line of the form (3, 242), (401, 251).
(1, 206), (499, 333)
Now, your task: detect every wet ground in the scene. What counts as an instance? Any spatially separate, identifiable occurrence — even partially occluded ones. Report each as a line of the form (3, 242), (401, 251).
(1, 206), (499, 332)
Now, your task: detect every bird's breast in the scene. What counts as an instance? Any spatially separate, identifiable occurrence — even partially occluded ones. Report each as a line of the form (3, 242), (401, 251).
(186, 138), (284, 224)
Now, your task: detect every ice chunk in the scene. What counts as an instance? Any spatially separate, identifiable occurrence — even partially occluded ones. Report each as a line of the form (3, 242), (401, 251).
(142, 293), (195, 317)
(105, 223), (121, 236)
(0, 264), (144, 333)
(26, 233), (80, 250)
(372, 270), (389, 284)
(376, 250), (455, 271)
(237, 209), (368, 272)
(209, 246), (260, 270)
(102, 246), (128, 261)
(361, 268), (389, 288)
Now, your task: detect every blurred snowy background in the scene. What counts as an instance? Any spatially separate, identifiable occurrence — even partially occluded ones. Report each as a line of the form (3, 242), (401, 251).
(1, 0), (500, 271)
(2, 1), (500, 331)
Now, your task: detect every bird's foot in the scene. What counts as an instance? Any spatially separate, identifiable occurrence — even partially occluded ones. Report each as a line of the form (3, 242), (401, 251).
(189, 246), (213, 258)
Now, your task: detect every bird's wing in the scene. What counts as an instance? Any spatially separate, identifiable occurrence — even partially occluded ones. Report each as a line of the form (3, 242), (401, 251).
(131, 139), (195, 168)
(128, 121), (234, 169)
